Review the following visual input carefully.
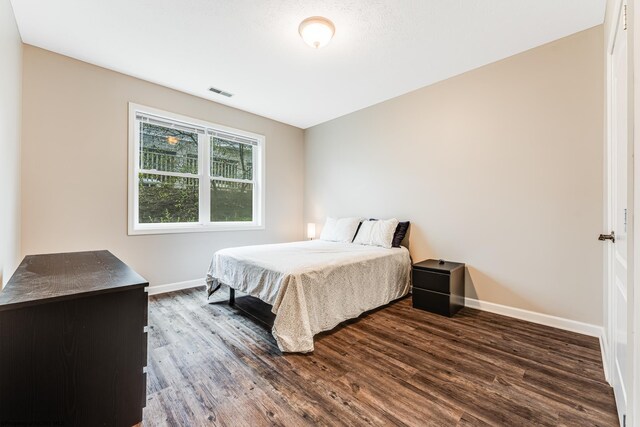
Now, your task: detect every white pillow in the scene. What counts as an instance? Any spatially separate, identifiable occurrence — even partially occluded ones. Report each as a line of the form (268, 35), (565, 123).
(319, 217), (362, 243)
(353, 218), (399, 248)
(319, 217), (338, 241)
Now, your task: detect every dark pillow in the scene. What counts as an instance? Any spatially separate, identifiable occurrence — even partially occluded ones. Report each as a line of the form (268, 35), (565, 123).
(392, 221), (410, 247)
(367, 219), (410, 248)
(351, 221), (364, 242)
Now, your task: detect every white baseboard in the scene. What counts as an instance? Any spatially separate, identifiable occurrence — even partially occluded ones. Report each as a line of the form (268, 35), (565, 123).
(146, 278), (205, 296)
(464, 297), (603, 338)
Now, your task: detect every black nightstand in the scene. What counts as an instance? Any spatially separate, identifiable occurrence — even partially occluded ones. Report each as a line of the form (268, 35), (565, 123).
(412, 259), (465, 317)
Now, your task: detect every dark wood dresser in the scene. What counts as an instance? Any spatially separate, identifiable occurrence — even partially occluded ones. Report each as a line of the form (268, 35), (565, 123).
(0, 251), (148, 427)
(412, 259), (465, 317)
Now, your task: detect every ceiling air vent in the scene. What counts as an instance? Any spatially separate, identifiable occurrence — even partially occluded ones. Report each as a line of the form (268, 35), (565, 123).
(209, 87), (233, 97)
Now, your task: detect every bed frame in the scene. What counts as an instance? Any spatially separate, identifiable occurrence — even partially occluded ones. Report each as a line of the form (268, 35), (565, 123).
(229, 287), (235, 306)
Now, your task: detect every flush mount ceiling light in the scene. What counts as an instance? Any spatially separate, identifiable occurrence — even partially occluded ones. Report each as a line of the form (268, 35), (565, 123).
(298, 16), (335, 49)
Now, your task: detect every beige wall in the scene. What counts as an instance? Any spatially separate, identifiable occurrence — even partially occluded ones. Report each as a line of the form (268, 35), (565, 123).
(0, 0), (22, 286)
(21, 46), (304, 287)
(304, 26), (605, 325)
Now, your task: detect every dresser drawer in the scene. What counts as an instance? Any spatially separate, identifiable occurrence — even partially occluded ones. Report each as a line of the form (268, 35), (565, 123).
(412, 269), (450, 294)
(412, 288), (452, 317)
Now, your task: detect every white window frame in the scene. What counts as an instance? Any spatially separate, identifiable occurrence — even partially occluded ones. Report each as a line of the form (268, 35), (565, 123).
(128, 103), (265, 235)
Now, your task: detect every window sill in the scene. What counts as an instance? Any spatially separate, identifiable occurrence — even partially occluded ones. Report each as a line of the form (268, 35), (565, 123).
(128, 222), (265, 236)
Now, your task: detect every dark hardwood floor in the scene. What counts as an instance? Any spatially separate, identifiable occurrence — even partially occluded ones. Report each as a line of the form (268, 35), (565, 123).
(143, 287), (617, 426)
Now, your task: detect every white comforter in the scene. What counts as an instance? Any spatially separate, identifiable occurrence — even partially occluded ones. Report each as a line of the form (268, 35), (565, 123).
(206, 240), (411, 353)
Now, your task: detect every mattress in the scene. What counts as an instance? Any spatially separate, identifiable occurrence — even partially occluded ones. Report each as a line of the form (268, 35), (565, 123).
(206, 240), (411, 353)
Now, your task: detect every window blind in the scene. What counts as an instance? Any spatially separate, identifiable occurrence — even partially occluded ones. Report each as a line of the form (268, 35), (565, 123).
(136, 112), (258, 146)
(136, 112), (206, 135)
(208, 129), (258, 146)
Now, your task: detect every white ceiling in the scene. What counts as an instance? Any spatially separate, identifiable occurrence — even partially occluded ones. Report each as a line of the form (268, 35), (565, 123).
(11, 0), (605, 129)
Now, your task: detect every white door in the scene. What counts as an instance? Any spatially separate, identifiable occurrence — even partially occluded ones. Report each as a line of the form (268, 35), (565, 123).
(606, 3), (629, 424)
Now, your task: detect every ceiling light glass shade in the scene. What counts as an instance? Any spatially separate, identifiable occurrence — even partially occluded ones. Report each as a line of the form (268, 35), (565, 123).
(299, 17), (335, 49)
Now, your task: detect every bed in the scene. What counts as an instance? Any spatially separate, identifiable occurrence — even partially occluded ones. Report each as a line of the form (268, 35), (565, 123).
(206, 239), (411, 353)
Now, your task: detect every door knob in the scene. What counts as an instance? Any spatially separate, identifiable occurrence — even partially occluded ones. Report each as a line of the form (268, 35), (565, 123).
(598, 231), (615, 243)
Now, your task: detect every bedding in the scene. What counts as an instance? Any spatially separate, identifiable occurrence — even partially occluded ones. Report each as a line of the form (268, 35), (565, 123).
(319, 217), (362, 242)
(367, 219), (411, 247)
(206, 240), (411, 353)
(353, 218), (399, 248)
(392, 221), (410, 247)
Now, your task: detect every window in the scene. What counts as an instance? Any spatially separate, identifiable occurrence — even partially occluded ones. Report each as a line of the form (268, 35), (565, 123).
(128, 103), (264, 235)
